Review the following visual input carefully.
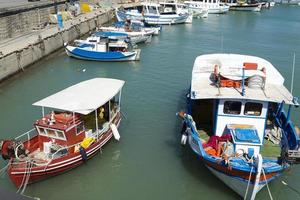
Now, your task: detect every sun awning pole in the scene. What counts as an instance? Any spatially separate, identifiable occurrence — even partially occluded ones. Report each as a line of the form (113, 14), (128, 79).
(109, 100), (111, 121)
(119, 89), (122, 110)
(42, 107), (45, 117)
(72, 112), (75, 125)
(242, 67), (245, 96)
(95, 109), (99, 141)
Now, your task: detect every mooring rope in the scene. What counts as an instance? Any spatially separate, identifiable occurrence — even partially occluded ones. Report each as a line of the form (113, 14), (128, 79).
(244, 166), (254, 200)
(0, 162), (10, 177)
(262, 168), (273, 200)
(20, 161), (33, 195)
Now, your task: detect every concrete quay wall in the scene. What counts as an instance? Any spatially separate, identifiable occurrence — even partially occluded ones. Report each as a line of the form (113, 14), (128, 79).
(0, 1), (67, 40)
(0, 8), (114, 82)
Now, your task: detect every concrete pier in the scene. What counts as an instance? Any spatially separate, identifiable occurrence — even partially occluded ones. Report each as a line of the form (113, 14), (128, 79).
(0, 0), (140, 82)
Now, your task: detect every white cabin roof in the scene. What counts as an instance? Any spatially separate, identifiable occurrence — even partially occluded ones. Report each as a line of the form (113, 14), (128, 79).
(33, 78), (125, 115)
(191, 54), (296, 105)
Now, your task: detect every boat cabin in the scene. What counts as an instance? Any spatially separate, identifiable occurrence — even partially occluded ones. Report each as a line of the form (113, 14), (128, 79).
(29, 78), (124, 160)
(189, 54), (298, 157)
(75, 32), (129, 53)
(124, 3), (161, 15)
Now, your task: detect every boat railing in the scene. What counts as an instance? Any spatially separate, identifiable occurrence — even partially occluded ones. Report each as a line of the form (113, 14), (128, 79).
(14, 128), (37, 142)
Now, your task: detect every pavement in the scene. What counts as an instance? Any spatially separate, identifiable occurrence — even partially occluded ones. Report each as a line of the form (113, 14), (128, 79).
(0, 0), (53, 9)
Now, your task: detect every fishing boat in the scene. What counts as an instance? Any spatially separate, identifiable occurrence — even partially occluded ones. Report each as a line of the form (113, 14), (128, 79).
(65, 32), (141, 62)
(229, 0), (262, 11)
(116, 2), (192, 25)
(183, 0), (229, 14)
(99, 21), (155, 44)
(0, 78), (125, 188)
(101, 21), (161, 36)
(184, 1), (209, 18)
(178, 54), (300, 199)
(159, 1), (193, 22)
(97, 28), (152, 45)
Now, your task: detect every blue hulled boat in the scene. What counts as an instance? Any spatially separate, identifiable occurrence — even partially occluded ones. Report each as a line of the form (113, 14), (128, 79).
(65, 32), (141, 62)
(178, 54), (300, 199)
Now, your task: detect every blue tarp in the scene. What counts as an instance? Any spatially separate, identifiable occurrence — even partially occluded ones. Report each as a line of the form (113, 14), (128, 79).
(229, 126), (260, 144)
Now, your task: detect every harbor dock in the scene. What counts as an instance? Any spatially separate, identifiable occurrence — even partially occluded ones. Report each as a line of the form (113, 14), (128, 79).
(0, 0), (140, 82)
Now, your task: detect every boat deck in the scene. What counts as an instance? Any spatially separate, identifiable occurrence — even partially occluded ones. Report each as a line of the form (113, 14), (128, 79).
(197, 129), (281, 158)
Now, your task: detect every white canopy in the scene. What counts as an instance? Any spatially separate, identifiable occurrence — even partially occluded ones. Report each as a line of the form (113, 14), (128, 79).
(191, 54), (297, 105)
(33, 78), (125, 115)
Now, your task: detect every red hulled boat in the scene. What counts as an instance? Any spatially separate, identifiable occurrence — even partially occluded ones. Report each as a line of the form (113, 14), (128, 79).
(0, 78), (125, 188)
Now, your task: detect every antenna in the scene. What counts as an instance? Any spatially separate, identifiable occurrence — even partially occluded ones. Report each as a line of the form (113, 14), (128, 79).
(291, 53), (296, 95)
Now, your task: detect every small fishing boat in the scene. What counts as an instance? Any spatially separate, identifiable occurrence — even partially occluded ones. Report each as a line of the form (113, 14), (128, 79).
(101, 21), (161, 36)
(159, 1), (193, 23)
(229, 0), (262, 12)
(99, 21), (154, 44)
(183, 0), (229, 14)
(0, 78), (125, 188)
(65, 32), (141, 62)
(178, 54), (300, 199)
(116, 2), (192, 25)
(184, 1), (209, 18)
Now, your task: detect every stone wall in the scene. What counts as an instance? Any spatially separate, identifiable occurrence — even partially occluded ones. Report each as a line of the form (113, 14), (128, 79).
(0, 1), (66, 40)
(0, 9), (114, 82)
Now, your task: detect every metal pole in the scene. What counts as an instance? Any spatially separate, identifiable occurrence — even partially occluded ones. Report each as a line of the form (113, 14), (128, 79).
(119, 89), (122, 110)
(242, 67), (245, 96)
(109, 100), (111, 121)
(95, 109), (99, 141)
(291, 53), (296, 95)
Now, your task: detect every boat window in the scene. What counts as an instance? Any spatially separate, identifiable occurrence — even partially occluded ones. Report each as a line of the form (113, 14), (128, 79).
(149, 6), (158, 14)
(47, 129), (56, 137)
(56, 130), (65, 139)
(76, 123), (84, 135)
(37, 127), (47, 136)
(37, 126), (66, 141)
(223, 101), (242, 115)
(244, 102), (263, 116)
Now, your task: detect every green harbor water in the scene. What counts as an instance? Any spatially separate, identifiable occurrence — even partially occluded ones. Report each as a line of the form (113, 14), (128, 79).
(0, 5), (300, 200)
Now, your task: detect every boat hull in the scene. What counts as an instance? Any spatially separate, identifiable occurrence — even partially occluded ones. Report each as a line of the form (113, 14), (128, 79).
(65, 46), (140, 62)
(187, 134), (285, 199)
(207, 166), (265, 199)
(8, 116), (121, 187)
(208, 6), (230, 14)
(230, 4), (262, 12)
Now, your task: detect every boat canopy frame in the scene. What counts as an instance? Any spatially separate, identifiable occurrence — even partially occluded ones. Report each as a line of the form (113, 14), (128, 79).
(33, 78), (125, 115)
